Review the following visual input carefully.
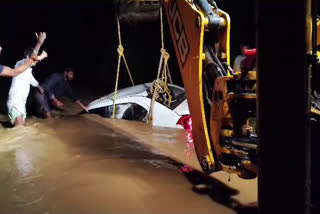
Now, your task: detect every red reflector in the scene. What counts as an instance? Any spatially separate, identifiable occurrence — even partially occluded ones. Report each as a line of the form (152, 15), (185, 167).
(244, 48), (256, 56)
(176, 115), (192, 131)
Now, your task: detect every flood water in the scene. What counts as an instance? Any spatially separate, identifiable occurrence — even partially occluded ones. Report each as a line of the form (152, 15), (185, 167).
(0, 110), (257, 214)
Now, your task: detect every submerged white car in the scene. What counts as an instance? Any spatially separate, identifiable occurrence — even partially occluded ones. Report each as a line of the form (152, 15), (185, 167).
(86, 83), (190, 129)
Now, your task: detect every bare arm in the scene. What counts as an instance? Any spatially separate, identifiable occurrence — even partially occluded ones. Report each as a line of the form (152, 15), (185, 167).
(76, 100), (88, 112)
(38, 85), (45, 94)
(0, 51), (47, 77)
(0, 32), (47, 77)
(52, 96), (64, 109)
(0, 59), (35, 77)
(32, 32), (46, 56)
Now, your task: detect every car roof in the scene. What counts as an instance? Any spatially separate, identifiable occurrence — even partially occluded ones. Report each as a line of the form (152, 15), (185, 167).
(106, 82), (185, 98)
(106, 83), (151, 98)
(88, 83), (186, 111)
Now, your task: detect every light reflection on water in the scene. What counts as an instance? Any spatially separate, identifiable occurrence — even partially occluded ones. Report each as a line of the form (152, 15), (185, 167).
(15, 149), (34, 178)
(179, 130), (194, 173)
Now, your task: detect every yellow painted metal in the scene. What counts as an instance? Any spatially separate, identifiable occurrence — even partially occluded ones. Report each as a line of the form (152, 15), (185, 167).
(317, 19), (320, 45)
(311, 107), (320, 115)
(164, 0), (216, 170)
(227, 93), (257, 100)
(240, 160), (257, 173)
(202, 17), (209, 27)
(306, 1), (320, 49)
(225, 71), (257, 81)
(163, 0), (232, 172)
(306, 0), (312, 52)
(218, 9), (231, 67)
(220, 129), (233, 137)
(210, 77), (230, 159)
(202, 53), (206, 60)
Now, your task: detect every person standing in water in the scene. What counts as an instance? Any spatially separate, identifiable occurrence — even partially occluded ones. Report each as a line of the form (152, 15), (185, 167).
(7, 32), (48, 126)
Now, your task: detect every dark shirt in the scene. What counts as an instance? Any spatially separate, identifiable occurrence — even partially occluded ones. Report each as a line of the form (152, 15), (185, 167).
(41, 72), (78, 102)
(0, 64), (4, 75)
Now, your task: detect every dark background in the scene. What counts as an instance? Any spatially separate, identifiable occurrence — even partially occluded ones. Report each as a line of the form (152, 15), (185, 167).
(0, 0), (256, 106)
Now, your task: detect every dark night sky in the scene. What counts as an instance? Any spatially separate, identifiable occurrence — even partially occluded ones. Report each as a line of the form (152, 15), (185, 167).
(0, 1), (255, 95)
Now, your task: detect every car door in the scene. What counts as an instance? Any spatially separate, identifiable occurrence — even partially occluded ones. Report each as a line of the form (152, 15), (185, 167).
(151, 102), (181, 128)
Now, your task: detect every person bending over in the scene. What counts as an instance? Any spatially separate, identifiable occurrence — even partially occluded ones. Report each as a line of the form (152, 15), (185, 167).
(34, 68), (87, 118)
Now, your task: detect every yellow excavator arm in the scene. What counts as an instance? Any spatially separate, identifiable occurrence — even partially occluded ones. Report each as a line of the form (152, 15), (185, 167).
(163, 0), (257, 178)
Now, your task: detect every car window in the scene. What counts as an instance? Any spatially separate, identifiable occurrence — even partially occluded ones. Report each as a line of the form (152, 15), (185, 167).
(106, 103), (133, 119)
(125, 103), (148, 121)
(89, 104), (127, 118)
(167, 85), (186, 110)
(89, 103), (148, 122)
(168, 85), (184, 99)
(89, 106), (111, 118)
(145, 84), (186, 110)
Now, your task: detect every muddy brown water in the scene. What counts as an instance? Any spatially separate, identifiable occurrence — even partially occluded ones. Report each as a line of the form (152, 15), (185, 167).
(0, 111), (257, 214)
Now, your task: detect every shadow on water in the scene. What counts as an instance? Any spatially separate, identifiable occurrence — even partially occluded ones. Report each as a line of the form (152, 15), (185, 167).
(49, 116), (257, 214)
(0, 120), (13, 128)
(182, 170), (258, 214)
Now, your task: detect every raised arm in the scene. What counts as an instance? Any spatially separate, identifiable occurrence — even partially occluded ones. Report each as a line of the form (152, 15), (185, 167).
(0, 32), (47, 77)
(32, 32), (46, 56)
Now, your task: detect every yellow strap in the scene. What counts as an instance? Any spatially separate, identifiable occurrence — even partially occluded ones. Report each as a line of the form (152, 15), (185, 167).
(117, 17), (122, 46)
(113, 18), (135, 119)
(147, 79), (172, 122)
(148, 82), (161, 122)
(113, 48), (122, 119)
(148, 6), (173, 123)
(160, 7), (164, 50)
(159, 7), (172, 84)
(122, 55), (135, 86)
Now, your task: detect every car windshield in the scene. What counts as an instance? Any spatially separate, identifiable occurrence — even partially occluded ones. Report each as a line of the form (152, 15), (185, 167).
(166, 85), (186, 110)
(168, 85), (184, 99)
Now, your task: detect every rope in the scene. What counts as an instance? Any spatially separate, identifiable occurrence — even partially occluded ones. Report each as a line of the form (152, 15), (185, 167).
(148, 6), (173, 123)
(147, 79), (172, 122)
(160, 6), (173, 84)
(160, 6), (164, 50)
(112, 17), (135, 119)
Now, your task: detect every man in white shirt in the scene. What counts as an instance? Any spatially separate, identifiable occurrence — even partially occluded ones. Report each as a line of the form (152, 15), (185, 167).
(233, 45), (248, 73)
(7, 33), (47, 126)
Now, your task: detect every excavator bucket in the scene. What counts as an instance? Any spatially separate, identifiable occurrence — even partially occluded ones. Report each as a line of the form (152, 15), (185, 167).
(114, 0), (161, 23)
